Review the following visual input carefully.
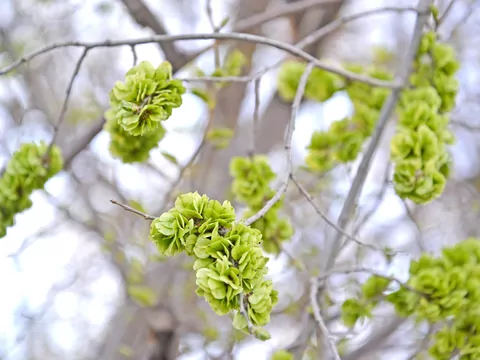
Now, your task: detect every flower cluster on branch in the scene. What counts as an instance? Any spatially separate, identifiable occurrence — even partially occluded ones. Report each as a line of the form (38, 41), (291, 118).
(0, 142), (63, 238)
(277, 60), (393, 174)
(108, 61), (185, 136)
(391, 31), (459, 204)
(230, 156), (293, 254)
(149, 192), (277, 340)
(104, 61), (185, 163)
(341, 238), (480, 360)
(276, 30), (459, 204)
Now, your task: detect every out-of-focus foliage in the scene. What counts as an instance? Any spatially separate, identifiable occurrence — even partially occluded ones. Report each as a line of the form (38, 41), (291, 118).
(0, 142), (63, 238)
(230, 156), (294, 254)
(342, 238), (480, 360)
(391, 31), (459, 204)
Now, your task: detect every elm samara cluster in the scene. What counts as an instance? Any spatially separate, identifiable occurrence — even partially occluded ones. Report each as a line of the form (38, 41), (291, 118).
(0, 142), (63, 238)
(341, 238), (480, 360)
(104, 61), (185, 163)
(104, 108), (165, 164)
(391, 32), (459, 204)
(230, 156), (294, 254)
(276, 60), (393, 174)
(149, 192), (278, 340)
(276, 31), (459, 205)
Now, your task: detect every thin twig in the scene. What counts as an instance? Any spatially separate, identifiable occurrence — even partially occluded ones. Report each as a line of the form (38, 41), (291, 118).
(444, 1), (480, 41)
(402, 199), (426, 252)
(290, 174), (398, 255)
(0, 32), (397, 88)
(451, 119), (480, 132)
(310, 277), (342, 360)
(436, 0), (457, 27)
(324, 0), (433, 271)
(249, 79), (261, 156)
(351, 162), (392, 237)
(239, 293), (254, 333)
(110, 199), (156, 220)
(234, 0), (340, 31)
(315, 267), (423, 295)
(206, 0), (220, 68)
(49, 48), (89, 149)
(130, 44), (137, 66)
(297, 6), (424, 52)
(158, 136), (207, 214)
(244, 62), (314, 226)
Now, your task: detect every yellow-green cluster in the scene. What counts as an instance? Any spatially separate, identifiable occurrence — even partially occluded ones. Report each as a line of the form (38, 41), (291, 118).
(270, 350), (294, 360)
(211, 49), (247, 81)
(277, 60), (344, 103)
(149, 192), (278, 340)
(305, 65), (393, 173)
(391, 31), (459, 204)
(107, 61), (185, 136)
(0, 142), (63, 238)
(341, 238), (480, 360)
(103, 108), (165, 163)
(230, 156), (294, 254)
(191, 49), (247, 107)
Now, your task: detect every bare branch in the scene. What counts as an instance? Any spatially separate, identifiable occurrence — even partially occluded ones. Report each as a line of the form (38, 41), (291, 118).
(49, 48), (89, 148)
(290, 174), (401, 255)
(310, 276), (341, 360)
(119, 0), (188, 70)
(244, 62), (315, 226)
(158, 134), (207, 214)
(315, 267), (423, 295)
(0, 32), (397, 88)
(297, 6), (424, 51)
(248, 79), (261, 156)
(234, 0), (341, 31)
(325, 0), (433, 271)
(110, 199), (156, 220)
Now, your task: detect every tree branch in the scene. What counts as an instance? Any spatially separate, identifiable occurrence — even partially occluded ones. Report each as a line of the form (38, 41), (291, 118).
(324, 0), (433, 271)
(119, 0), (188, 71)
(0, 32), (398, 88)
(244, 62), (315, 226)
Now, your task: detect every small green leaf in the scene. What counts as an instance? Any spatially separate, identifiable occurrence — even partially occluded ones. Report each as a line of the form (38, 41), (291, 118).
(118, 344), (133, 357)
(219, 16), (230, 29)
(127, 285), (157, 307)
(252, 327), (271, 341)
(104, 231), (115, 243)
(161, 151), (178, 165)
(128, 200), (147, 214)
(233, 312), (248, 330)
(206, 127), (234, 149)
(271, 350), (294, 360)
(191, 87), (216, 109)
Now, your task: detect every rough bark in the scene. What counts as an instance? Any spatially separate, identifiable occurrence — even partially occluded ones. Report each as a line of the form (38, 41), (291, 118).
(119, 0), (188, 70)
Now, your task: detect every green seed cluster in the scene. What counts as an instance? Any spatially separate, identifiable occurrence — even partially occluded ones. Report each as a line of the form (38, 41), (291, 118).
(305, 65), (393, 173)
(341, 238), (480, 360)
(270, 350), (294, 360)
(391, 31), (459, 204)
(107, 61), (185, 136)
(0, 142), (63, 238)
(191, 49), (247, 106)
(103, 108), (165, 163)
(149, 192), (278, 340)
(230, 156), (294, 254)
(277, 60), (344, 103)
